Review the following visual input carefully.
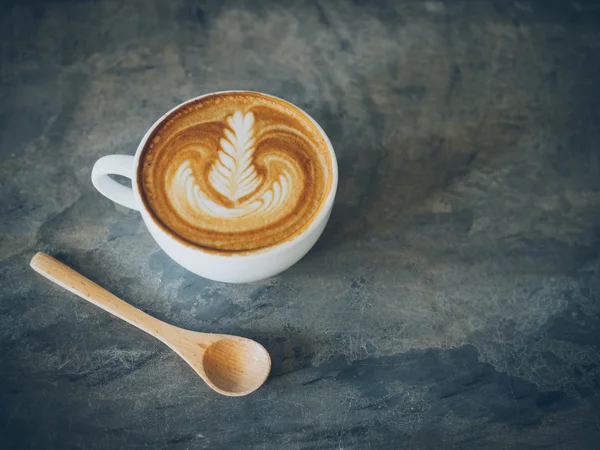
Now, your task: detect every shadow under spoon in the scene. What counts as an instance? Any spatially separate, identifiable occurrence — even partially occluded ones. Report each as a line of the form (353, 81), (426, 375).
(30, 252), (271, 396)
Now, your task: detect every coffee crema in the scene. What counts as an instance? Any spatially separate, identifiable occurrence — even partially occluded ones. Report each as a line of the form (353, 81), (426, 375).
(138, 92), (333, 254)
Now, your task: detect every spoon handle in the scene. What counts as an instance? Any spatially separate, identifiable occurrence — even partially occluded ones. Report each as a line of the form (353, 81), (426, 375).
(30, 252), (173, 340)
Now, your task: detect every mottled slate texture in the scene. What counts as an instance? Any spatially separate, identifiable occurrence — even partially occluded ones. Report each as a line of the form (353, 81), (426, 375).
(1, 0), (600, 448)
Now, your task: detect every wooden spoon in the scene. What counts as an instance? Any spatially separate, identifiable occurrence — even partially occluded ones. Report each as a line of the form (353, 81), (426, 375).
(30, 252), (271, 396)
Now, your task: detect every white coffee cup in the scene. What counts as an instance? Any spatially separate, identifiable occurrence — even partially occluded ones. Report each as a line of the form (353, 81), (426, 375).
(91, 91), (338, 283)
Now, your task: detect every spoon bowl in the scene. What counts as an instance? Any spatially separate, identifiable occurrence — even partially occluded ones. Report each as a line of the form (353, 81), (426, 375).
(30, 252), (271, 396)
(202, 337), (271, 395)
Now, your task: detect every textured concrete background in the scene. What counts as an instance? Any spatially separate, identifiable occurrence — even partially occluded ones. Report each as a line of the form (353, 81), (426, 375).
(1, 0), (600, 448)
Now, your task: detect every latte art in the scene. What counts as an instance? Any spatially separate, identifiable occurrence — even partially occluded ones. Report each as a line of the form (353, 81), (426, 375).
(208, 112), (263, 204)
(170, 111), (297, 221)
(138, 92), (332, 253)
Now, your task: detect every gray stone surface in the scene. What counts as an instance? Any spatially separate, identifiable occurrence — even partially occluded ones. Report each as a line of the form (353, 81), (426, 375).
(1, 0), (600, 448)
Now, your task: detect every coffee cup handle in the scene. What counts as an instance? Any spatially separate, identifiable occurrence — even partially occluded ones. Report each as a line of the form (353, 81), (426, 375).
(91, 155), (139, 210)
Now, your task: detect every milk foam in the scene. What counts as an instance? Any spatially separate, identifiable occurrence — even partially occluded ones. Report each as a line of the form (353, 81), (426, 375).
(169, 111), (295, 223)
(138, 92), (332, 253)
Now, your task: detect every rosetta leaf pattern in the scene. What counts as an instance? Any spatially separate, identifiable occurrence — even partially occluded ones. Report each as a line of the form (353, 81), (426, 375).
(208, 111), (262, 203)
(170, 109), (297, 224)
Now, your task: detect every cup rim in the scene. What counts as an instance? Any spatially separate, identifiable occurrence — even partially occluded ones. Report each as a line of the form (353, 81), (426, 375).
(132, 90), (338, 258)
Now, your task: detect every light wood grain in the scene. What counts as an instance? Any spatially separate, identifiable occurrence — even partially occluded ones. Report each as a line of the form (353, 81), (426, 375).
(30, 252), (271, 396)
